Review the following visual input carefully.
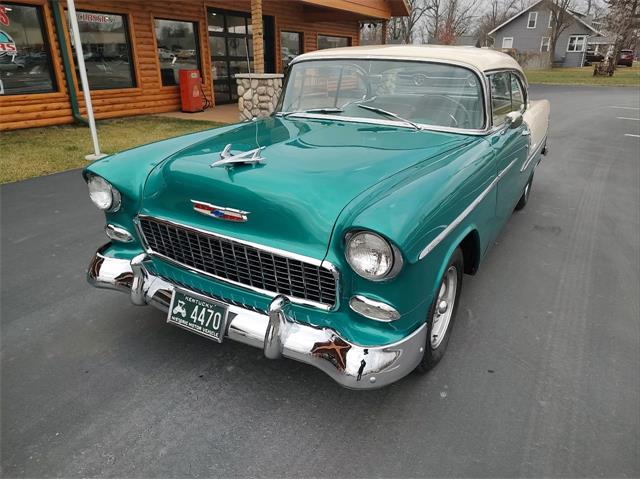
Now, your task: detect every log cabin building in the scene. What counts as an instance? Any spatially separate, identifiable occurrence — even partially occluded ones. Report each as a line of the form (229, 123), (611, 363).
(0, 0), (408, 131)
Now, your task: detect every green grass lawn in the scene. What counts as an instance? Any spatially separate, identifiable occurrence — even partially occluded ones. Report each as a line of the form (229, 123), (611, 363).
(0, 116), (223, 184)
(525, 65), (640, 86)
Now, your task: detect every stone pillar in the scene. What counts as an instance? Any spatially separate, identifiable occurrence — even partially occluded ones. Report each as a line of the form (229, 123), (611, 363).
(251, 0), (264, 74)
(236, 73), (284, 121)
(381, 21), (388, 45)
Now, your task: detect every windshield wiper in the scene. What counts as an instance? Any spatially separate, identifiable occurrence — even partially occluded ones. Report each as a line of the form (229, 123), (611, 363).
(356, 104), (422, 131)
(281, 107), (344, 118)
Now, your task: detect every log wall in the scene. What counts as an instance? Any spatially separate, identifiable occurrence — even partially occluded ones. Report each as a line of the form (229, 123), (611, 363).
(0, 0), (362, 131)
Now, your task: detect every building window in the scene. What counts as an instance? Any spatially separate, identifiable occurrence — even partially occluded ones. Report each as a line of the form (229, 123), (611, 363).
(540, 37), (550, 52)
(280, 31), (302, 70)
(0, 3), (56, 95)
(154, 19), (200, 86)
(527, 11), (538, 29)
(207, 9), (253, 104)
(317, 34), (350, 50)
(67, 10), (136, 90)
(548, 12), (554, 28)
(567, 35), (587, 52)
(502, 37), (514, 49)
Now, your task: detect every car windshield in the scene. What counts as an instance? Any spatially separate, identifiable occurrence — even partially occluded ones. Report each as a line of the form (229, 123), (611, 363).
(278, 59), (485, 130)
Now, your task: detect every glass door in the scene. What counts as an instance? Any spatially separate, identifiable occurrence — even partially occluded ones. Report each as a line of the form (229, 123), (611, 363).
(207, 9), (253, 104)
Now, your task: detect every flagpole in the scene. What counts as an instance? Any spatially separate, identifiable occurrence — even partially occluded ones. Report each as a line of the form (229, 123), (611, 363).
(66, 0), (106, 160)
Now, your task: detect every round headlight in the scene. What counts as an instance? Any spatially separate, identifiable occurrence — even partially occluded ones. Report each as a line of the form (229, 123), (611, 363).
(87, 175), (120, 212)
(345, 231), (400, 280)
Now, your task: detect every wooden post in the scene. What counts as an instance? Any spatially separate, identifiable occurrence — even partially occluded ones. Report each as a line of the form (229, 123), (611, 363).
(251, 0), (264, 73)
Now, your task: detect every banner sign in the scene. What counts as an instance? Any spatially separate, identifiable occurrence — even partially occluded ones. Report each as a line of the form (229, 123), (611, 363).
(77, 12), (113, 24)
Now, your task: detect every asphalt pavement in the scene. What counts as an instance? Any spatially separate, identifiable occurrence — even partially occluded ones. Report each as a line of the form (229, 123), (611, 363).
(1, 85), (639, 478)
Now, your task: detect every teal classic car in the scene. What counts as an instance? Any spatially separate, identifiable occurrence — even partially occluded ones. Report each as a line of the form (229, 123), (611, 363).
(86, 45), (549, 389)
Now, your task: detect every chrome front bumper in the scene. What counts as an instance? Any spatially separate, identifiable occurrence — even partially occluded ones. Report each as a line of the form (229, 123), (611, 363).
(88, 244), (427, 389)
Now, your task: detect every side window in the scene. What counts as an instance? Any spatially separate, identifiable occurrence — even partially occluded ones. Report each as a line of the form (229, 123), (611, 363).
(490, 72), (511, 126)
(510, 74), (525, 112)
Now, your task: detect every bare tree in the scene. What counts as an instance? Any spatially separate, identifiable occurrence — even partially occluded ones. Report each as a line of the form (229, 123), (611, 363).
(441, 0), (481, 43)
(421, 0), (480, 44)
(476, 0), (521, 46)
(548, 0), (577, 67)
(604, 0), (640, 70)
(387, 0), (430, 43)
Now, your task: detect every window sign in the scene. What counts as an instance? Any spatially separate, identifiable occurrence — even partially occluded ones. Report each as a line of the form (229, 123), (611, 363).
(154, 19), (200, 86)
(0, 3), (56, 95)
(67, 10), (136, 90)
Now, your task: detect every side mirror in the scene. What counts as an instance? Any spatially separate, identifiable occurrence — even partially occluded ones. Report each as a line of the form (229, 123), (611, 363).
(505, 111), (523, 129)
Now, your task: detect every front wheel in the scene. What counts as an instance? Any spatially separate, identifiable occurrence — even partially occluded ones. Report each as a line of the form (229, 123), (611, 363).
(415, 248), (464, 372)
(515, 174), (534, 211)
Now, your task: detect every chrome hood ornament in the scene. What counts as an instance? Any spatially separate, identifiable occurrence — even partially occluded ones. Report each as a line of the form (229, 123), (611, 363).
(210, 144), (265, 168)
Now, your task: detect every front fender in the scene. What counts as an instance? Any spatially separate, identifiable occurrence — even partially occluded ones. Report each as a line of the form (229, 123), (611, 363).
(82, 124), (240, 247)
(325, 137), (495, 334)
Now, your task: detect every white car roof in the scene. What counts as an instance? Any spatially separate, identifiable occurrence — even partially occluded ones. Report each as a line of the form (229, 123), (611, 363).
(293, 45), (523, 75)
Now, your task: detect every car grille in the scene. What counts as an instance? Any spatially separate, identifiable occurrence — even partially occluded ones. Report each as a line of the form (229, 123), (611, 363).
(138, 217), (338, 307)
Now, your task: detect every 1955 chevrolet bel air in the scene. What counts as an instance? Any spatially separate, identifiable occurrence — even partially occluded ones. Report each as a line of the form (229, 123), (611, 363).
(86, 45), (549, 389)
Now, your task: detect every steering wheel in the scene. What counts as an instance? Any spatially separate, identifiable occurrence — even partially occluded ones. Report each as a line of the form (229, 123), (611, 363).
(417, 94), (473, 128)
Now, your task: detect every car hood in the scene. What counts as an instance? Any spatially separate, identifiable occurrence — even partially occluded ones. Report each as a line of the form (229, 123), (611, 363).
(140, 116), (475, 259)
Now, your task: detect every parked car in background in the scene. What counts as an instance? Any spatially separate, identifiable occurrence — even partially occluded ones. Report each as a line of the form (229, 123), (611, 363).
(618, 49), (634, 67)
(85, 45), (550, 389)
(583, 50), (604, 66)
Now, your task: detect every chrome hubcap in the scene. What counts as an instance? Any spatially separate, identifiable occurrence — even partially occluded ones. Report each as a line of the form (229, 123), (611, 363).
(431, 266), (458, 349)
(524, 182), (530, 200)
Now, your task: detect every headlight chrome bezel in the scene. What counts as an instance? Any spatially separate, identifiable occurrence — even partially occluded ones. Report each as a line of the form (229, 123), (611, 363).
(86, 174), (121, 212)
(344, 230), (403, 281)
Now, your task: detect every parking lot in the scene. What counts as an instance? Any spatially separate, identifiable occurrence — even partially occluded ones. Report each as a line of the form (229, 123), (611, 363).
(1, 85), (639, 477)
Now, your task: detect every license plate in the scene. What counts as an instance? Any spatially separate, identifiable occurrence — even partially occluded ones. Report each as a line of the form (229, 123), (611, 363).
(167, 289), (228, 343)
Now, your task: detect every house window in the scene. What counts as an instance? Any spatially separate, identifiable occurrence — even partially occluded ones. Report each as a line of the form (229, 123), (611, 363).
(281, 31), (302, 71)
(154, 19), (200, 86)
(67, 10), (136, 90)
(540, 37), (550, 52)
(0, 3), (56, 95)
(502, 37), (514, 49)
(317, 35), (350, 50)
(527, 11), (538, 29)
(567, 35), (587, 52)
(548, 12), (554, 28)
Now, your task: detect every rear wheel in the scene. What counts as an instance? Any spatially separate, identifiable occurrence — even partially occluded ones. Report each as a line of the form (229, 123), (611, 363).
(515, 174), (533, 211)
(416, 248), (464, 372)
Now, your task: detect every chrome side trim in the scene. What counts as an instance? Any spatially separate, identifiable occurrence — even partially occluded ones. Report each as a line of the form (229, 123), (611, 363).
(133, 215), (340, 311)
(419, 158), (518, 260)
(520, 134), (547, 172)
(87, 246), (428, 389)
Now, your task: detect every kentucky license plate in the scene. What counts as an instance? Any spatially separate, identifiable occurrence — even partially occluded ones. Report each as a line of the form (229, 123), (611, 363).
(167, 289), (228, 342)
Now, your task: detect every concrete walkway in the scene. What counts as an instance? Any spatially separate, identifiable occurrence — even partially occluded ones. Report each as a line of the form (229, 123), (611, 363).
(155, 103), (239, 124)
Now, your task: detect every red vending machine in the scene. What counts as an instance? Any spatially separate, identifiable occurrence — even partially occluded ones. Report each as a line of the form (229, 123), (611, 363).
(179, 69), (204, 113)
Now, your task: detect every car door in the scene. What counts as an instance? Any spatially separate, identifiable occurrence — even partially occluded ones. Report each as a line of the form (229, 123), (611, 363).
(487, 71), (530, 226)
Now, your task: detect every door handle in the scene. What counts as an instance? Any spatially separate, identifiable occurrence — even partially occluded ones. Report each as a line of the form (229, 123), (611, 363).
(521, 129), (531, 136)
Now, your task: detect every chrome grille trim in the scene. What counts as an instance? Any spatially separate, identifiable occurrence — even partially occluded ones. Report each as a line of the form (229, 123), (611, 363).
(135, 215), (339, 310)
